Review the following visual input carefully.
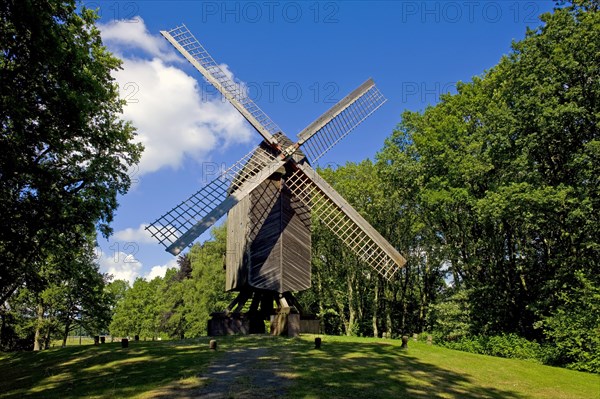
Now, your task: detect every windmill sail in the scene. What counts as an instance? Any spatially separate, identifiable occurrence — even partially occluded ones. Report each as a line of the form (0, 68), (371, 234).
(146, 145), (285, 255)
(161, 25), (282, 147)
(286, 163), (406, 280)
(296, 80), (386, 162)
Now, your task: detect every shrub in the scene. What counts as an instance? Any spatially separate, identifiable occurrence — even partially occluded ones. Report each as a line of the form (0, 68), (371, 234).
(436, 334), (543, 362)
(541, 271), (600, 373)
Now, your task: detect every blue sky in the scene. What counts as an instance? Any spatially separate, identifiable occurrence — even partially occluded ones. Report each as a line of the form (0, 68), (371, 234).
(91, 1), (555, 283)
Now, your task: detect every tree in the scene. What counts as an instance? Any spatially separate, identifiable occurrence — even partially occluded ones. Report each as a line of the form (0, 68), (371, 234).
(300, 161), (445, 337)
(109, 278), (157, 339)
(107, 227), (232, 339)
(541, 271), (600, 372)
(0, 0), (143, 304)
(105, 280), (129, 310)
(378, 1), (599, 369)
(183, 226), (235, 337)
(157, 268), (186, 339)
(1, 233), (113, 350)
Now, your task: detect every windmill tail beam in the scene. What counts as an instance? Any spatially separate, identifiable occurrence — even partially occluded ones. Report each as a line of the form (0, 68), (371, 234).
(296, 79), (387, 163)
(286, 163), (406, 280)
(161, 25), (281, 147)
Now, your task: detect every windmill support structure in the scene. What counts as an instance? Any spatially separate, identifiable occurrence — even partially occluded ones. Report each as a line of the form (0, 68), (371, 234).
(208, 289), (319, 337)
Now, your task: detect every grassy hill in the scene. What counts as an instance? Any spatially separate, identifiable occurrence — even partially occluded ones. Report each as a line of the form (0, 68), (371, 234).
(1, 335), (597, 398)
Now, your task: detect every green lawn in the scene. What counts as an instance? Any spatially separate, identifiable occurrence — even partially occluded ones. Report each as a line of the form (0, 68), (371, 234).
(1, 335), (598, 398)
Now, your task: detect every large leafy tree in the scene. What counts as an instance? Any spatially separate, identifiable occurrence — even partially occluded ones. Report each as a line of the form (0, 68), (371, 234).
(109, 277), (161, 339)
(378, 1), (599, 369)
(0, 0), (143, 303)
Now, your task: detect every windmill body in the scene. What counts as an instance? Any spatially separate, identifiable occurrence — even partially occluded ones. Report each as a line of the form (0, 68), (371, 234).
(226, 138), (312, 294)
(146, 25), (407, 336)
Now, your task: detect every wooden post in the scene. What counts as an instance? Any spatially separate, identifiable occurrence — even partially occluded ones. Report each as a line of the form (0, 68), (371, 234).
(209, 339), (217, 350)
(427, 335), (433, 345)
(121, 338), (129, 348)
(315, 337), (322, 349)
(401, 335), (408, 349)
(100, 336), (106, 344)
(134, 335), (139, 342)
(287, 314), (300, 338)
(94, 336), (100, 345)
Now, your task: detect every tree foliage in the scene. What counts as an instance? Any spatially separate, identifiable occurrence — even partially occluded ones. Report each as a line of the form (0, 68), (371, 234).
(109, 226), (234, 340)
(0, 0), (143, 303)
(374, 2), (599, 370)
(297, 2), (599, 371)
(1, 235), (112, 351)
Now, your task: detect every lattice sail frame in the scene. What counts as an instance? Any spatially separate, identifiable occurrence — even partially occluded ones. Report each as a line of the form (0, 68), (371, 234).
(146, 145), (283, 253)
(300, 85), (387, 162)
(161, 25), (282, 145)
(286, 166), (405, 280)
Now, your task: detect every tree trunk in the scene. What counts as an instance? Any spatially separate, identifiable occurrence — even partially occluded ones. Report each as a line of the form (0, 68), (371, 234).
(43, 325), (51, 349)
(398, 268), (409, 332)
(0, 281), (21, 306)
(347, 274), (355, 336)
(62, 320), (71, 347)
(417, 249), (428, 331)
(372, 276), (379, 337)
(0, 310), (6, 349)
(33, 302), (44, 351)
(316, 266), (324, 317)
(385, 286), (393, 336)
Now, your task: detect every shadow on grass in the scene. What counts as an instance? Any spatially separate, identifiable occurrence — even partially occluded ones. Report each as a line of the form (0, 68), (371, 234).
(1, 335), (558, 398)
(281, 338), (526, 399)
(0, 338), (220, 399)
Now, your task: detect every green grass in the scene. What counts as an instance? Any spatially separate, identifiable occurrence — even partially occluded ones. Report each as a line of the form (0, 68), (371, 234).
(0, 337), (224, 399)
(1, 335), (598, 398)
(283, 335), (600, 399)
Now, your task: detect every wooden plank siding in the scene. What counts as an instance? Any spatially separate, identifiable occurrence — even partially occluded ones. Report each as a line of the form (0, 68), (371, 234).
(248, 176), (285, 291)
(225, 195), (249, 291)
(226, 170), (312, 293)
(280, 184), (311, 292)
(226, 135), (312, 294)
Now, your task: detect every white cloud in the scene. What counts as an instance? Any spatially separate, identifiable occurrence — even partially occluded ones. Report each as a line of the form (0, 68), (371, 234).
(98, 248), (179, 284)
(145, 258), (178, 280)
(98, 18), (254, 175)
(113, 223), (156, 244)
(99, 18), (180, 62)
(98, 251), (143, 285)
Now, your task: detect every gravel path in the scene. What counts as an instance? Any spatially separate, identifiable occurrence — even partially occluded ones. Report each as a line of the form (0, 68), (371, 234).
(192, 345), (291, 399)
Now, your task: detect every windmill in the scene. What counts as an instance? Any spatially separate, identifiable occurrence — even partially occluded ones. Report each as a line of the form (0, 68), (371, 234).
(146, 24), (407, 336)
